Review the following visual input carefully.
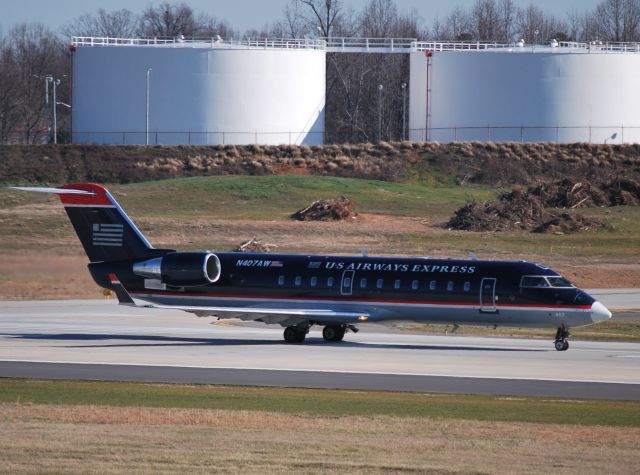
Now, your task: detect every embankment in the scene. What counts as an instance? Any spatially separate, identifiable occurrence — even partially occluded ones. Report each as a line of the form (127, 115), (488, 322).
(1, 142), (639, 185)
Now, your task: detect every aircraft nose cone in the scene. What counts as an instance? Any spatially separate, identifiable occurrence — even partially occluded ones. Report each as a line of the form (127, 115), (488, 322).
(591, 301), (612, 323)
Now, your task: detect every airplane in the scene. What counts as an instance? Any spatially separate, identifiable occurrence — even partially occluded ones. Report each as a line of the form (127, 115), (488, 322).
(12, 182), (612, 350)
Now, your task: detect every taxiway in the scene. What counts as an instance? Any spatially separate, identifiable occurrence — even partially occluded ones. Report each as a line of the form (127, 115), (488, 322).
(0, 298), (639, 400)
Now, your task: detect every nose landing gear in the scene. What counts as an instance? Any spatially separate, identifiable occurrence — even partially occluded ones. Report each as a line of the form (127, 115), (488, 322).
(554, 325), (570, 351)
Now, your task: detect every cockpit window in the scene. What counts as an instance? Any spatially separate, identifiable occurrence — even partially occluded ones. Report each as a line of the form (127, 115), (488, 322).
(521, 276), (575, 289)
(547, 277), (575, 288)
(520, 276), (550, 288)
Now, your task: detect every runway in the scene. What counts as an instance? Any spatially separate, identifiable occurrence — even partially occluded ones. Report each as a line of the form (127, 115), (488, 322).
(1, 298), (639, 400)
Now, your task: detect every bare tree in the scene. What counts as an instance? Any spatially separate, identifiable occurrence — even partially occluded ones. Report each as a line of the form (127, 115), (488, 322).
(497, 0), (518, 42)
(592, 0), (640, 41)
(517, 4), (568, 43)
(0, 23), (69, 144)
(471, 0), (500, 41)
(298, 0), (344, 37)
(63, 9), (139, 39)
(138, 2), (199, 37)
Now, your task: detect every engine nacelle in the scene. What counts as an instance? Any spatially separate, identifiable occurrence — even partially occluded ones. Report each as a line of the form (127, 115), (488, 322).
(133, 252), (221, 287)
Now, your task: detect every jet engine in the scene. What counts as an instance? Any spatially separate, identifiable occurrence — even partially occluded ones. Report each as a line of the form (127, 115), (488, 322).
(133, 252), (221, 287)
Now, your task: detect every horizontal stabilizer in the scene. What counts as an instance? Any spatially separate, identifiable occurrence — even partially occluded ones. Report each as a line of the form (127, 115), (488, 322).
(9, 186), (95, 195)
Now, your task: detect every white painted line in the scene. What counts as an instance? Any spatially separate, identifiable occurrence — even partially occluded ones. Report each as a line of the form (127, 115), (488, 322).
(0, 359), (638, 385)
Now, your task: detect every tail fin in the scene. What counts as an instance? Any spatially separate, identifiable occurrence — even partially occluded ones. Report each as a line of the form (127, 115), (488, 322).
(12, 183), (158, 263)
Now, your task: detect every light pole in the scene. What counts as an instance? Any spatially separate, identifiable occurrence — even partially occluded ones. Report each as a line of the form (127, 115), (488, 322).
(377, 84), (383, 142)
(401, 82), (407, 141)
(146, 68), (152, 145)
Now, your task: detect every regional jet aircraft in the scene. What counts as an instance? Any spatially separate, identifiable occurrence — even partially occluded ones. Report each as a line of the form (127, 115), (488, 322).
(13, 183), (612, 350)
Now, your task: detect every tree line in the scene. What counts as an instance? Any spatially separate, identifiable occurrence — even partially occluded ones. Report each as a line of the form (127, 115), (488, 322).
(1, 0), (639, 144)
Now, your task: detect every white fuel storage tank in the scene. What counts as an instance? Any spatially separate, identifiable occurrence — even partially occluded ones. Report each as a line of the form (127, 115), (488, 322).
(409, 46), (640, 144)
(71, 39), (326, 145)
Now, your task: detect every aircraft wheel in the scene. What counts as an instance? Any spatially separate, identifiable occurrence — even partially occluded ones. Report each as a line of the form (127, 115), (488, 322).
(284, 326), (306, 344)
(555, 339), (568, 351)
(323, 325), (345, 342)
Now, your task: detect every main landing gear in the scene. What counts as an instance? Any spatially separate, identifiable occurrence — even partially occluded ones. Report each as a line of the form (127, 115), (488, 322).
(554, 324), (570, 351)
(322, 324), (346, 342)
(283, 325), (308, 344)
(283, 324), (358, 344)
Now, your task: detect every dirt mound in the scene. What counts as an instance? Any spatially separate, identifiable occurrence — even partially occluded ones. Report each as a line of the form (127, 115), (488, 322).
(291, 196), (356, 221)
(447, 189), (552, 232)
(533, 213), (607, 234)
(234, 238), (277, 253)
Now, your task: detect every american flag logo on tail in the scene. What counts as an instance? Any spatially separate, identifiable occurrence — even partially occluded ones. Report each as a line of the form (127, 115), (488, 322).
(92, 223), (124, 247)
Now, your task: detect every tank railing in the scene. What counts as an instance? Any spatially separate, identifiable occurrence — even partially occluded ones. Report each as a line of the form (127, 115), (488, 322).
(71, 36), (640, 53)
(71, 36), (326, 50)
(323, 37), (417, 52)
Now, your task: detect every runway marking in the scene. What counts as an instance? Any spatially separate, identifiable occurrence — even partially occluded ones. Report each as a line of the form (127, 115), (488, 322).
(0, 359), (639, 385)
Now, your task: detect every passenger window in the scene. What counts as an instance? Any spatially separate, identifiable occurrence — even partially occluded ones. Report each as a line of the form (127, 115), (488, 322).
(376, 278), (383, 289)
(394, 279), (401, 289)
(429, 280), (437, 290)
(278, 275), (285, 286)
(360, 278), (367, 289)
(411, 280), (419, 290)
(464, 281), (471, 292)
(327, 277), (335, 287)
(447, 281), (454, 291)
(295, 276), (302, 286)
(310, 276), (317, 287)
(344, 277), (351, 287)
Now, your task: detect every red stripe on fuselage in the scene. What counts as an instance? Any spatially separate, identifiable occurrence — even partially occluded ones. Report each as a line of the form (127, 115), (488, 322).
(128, 290), (591, 310)
(59, 183), (113, 206)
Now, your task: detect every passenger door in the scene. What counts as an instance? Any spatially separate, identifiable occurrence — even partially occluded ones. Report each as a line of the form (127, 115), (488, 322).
(341, 270), (354, 296)
(480, 277), (497, 312)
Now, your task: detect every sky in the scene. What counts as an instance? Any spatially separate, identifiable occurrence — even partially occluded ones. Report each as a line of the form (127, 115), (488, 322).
(0, 0), (602, 36)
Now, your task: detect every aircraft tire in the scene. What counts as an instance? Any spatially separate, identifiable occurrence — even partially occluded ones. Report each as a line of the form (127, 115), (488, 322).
(284, 326), (306, 344)
(555, 339), (568, 351)
(323, 325), (345, 342)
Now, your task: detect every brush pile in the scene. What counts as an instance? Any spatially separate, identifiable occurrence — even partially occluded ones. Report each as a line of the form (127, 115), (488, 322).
(448, 186), (607, 234)
(235, 238), (277, 253)
(529, 178), (640, 208)
(291, 196), (357, 221)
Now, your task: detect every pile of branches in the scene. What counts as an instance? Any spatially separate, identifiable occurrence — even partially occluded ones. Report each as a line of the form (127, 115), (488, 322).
(529, 178), (640, 208)
(291, 196), (357, 221)
(234, 238), (277, 253)
(448, 188), (606, 234)
(532, 213), (606, 234)
(447, 189), (552, 232)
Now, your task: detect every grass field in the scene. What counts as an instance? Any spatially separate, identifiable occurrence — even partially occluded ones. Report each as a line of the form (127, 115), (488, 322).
(1, 175), (639, 301)
(1, 380), (639, 474)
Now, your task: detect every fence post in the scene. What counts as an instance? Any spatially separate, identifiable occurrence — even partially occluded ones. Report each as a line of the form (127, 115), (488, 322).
(556, 126), (559, 143)
(589, 126), (592, 143)
(188, 130), (191, 144)
(122, 132), (125, 145)
(454, 127), (457, 142)
(520, 126), (524, 143)
(155, 131), (158, 144)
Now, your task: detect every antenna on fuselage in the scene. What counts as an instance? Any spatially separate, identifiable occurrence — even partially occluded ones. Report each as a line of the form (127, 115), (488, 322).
(360, 248), (368, 257)
(469, 252), (478, 261)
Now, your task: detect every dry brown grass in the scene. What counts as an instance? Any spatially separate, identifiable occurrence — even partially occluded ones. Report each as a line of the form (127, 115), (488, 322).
(1, 403), (639, 474)
(2, 142), (640, 186)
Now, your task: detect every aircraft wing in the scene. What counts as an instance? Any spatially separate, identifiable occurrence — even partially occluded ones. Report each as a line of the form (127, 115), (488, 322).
(144, 303), (369, 323)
